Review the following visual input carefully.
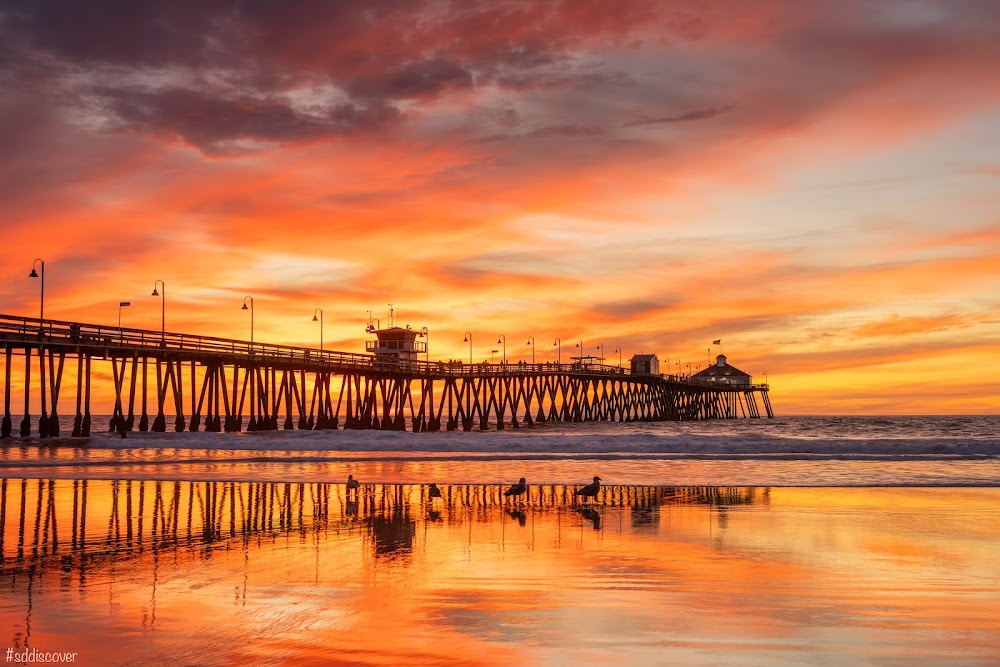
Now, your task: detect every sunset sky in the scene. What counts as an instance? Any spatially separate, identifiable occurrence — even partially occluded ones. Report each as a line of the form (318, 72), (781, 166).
(2, 1), (998, 414)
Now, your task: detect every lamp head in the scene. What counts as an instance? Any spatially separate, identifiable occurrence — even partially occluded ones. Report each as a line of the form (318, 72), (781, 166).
(497, 337), (501, 344)
(151, 288), (159, 296)
(241, 303), (248, 311)
(29, 269), (38, 278)
(463, 336), (468, 342)
(312, 315), (318, 322)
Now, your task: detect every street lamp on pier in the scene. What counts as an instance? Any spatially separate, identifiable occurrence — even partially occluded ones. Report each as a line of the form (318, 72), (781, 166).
(151, 280), (165, 344)
(312, 308), (323, 351)
(421, 327), (429, 363)
(118, 301), (131, 342)
(553, 338), (561, 365)
(496, 334), (506, 364)
(242, 296), (254, 346)
(614, 345), (622, 369)
(463, 332), (472, 365)
(527, 336), (535, 365)
(28, 259), (44, 322)
(596, 341), (604, 365)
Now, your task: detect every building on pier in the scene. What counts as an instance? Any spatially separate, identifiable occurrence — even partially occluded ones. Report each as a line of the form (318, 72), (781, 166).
(692, 355), (750, 386)
(630, 354), (660, 375)
(365, 309), (426, 362)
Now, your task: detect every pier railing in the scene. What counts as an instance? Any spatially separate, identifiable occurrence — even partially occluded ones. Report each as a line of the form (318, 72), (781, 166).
(0, 314), (766, 387)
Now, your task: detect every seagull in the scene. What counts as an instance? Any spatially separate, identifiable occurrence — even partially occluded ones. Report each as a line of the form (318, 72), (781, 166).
(346, 474), (360, 491)
(575, 476), (602, 502)
(428, 483), (442, 498)
(504, 477), (527, 499)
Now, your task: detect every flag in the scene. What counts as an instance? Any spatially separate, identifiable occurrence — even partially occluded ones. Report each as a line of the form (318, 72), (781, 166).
(120, 301), (131, 307)
(712, 339), (721, 345)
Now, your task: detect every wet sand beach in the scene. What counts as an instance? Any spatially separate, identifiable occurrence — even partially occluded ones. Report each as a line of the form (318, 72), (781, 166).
(2, 479), (998, 665)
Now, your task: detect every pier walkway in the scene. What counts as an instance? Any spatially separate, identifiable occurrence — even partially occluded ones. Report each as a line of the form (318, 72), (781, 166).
(0, 314), (773, 438)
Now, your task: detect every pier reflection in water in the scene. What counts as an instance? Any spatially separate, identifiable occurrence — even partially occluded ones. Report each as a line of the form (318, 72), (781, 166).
(1, 479), (998, 665)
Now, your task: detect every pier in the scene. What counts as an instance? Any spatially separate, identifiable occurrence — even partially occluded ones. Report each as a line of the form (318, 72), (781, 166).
(0, 314), (773, 438)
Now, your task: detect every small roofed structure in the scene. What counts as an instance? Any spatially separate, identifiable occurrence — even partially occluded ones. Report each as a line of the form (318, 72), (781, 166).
(692, 355), (750, 386)
(365, 308), (425, 362)
(630, 354), (659, 375)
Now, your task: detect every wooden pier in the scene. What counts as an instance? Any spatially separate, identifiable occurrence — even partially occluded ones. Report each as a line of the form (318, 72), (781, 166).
(0, 314), (773, 438)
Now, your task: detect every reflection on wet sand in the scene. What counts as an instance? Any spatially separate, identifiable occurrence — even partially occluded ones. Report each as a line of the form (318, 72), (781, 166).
(0, 479), (762, 578)
(1, 480), (997, 665)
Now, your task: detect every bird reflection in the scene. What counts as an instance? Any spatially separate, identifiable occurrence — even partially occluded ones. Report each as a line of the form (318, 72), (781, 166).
(427, 509), (442, 522)
(578, 507), (601, 530)
(507, 509), (527, 526)
(345, 501), (359, 518)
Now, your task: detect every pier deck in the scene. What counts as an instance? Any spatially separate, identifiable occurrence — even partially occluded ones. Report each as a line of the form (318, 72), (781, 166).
(0, 314), (773, 438)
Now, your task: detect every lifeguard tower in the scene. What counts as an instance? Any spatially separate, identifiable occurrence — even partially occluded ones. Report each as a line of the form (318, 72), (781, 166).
(365, 306), (426, 362)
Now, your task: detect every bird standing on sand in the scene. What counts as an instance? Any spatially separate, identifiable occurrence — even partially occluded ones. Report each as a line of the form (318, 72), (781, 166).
(428, 483), (442, 498)
(504, 477), (527, 499)
(575, 476), (602, 502)
(346, 474), (360, 491)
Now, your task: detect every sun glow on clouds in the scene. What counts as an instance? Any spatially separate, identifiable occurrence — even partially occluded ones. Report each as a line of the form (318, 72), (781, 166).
(2, 0), (1000, 413)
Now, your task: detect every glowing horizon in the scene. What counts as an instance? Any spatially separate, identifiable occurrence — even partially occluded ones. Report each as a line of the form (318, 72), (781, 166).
(2, 1), (998, 414)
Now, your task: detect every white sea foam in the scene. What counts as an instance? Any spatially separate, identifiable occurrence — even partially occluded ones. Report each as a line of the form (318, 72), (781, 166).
(3, 416), (998, 486)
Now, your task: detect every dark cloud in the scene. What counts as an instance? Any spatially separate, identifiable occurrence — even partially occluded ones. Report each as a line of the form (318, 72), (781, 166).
(588, 299), (666, 321)
(623, 104), (735, 127)
(99, 86), (402, 154)
(2, 0), (999, 158)
(347, 58), (474, 101)
(531, 124), (606, 138)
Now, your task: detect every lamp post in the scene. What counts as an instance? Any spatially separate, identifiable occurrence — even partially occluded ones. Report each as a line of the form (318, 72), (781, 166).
(118, 301), (131, 342)
(496, 334), (506, 365)
(575, 340), (583, 365)
(28, 259), (44, 322)
(151, 280), (165, 344)
(596, 341), (604, 366)
(312, 308), (323, 351)
(553, 338), (561, 365)
(242, 296), (254, 346)
(614, 345), (622, 369)
(421, 327), (429, 363)
(685, 362), (691, 376)
(764, 371), (768, 387)
(527, 336), (535, 365)
(463, 332), (472, 365)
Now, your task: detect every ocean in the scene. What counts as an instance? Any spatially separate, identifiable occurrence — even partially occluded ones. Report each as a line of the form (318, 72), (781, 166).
(3, 414), (999, 486)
